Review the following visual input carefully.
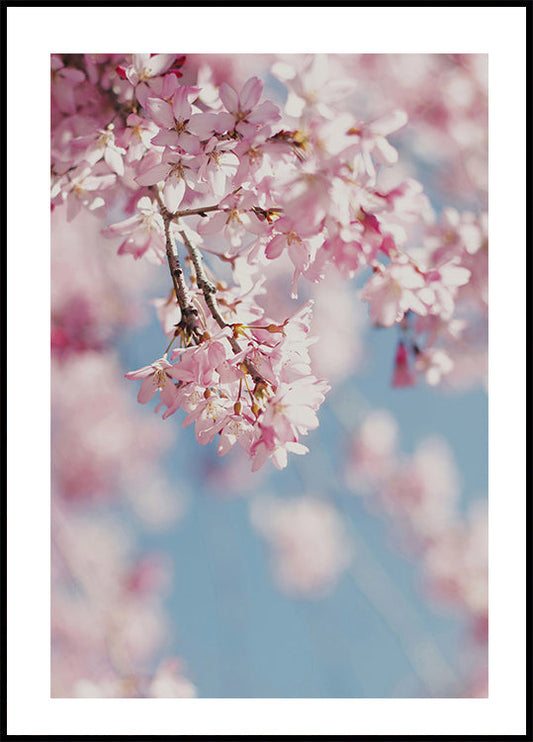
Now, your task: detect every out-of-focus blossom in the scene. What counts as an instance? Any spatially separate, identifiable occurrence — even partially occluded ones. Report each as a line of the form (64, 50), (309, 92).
(149, 659), (197, 698)
(51, 510), (194, 698)
(271, 54), (357, 119)
(415, 347), (454, 386)
(309, 269), (366, 382)
(250, 495), (354, 597)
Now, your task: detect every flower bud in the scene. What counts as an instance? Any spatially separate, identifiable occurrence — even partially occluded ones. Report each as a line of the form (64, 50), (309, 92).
(254, 381), (268, 399)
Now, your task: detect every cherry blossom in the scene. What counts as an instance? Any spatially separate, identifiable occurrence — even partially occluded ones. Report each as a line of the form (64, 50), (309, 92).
(136, 149), (202, 212)
(105, 196), (166, 261)
(75, 124), (126, 175)
(272, 54), (357, 119)
(125, 356), (182, 410)
(50, 51), (488, 468)
(361, 259), (428, 327)
(117, 53), (176, 86)
(217, 76), (280, 137)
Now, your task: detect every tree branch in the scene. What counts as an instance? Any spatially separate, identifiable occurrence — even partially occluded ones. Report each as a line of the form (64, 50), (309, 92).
(151, 186), (271, 388)
(162, 214), (201, 342)
(179, 228), (269, 388)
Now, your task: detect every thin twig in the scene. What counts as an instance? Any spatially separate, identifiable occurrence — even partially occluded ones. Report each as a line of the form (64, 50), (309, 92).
(171, 203), (223, 218)
(168, 203), (283, 222)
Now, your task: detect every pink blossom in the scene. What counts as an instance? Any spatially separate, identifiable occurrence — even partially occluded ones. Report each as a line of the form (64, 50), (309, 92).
(145, 86), (205, 154)
(136, 149), (201, 212)
(53, 165), (116, 221)
(196, 137), (239, 198)
(271, 54), (357, 118)
(152, 293), (180, 336)
(233, 138), (274, 186)
(217, 76), (280, 137)
(196, 189), (262, 248)
(125, 356), (182, 411)
(416, 257), (471, 318)
(121, 113), (160, 163)
(251, 376), (329, 471)
(265, 216), (314, 266)
(217, 412), (255, 457)
(104, 196), (165, 262)
(361, 259), (427, 327)
(250, 438), (309, 473)
(182, 393), (234, 445)
(169, 326), (236, 385)
(349, 109), (408, 179)
(76, 124), (126, 176)
(119, 54), (175, 86)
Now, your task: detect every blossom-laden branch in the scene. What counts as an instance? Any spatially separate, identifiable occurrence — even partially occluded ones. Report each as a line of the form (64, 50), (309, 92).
(51, 53), (487, 469)
(156, 180), (271, 387)
(178, 227), (267, 387)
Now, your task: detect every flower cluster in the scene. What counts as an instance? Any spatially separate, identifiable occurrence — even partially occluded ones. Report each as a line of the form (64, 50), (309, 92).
(383, 208), (488, 389)
(344, 54), (488, 205)
(51, 53), (487, 467)
(125, 298), (329, 472)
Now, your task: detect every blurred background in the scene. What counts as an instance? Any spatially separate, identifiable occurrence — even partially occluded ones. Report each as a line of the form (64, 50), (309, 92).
(51, 54), (488, 699)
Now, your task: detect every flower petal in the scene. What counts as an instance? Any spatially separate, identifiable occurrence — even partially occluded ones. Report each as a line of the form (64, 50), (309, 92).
(138, 375), (158, 404)
(219, 82), (238, 114)
(239, 77), (262, 111)
(135, 162), (170, 186)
